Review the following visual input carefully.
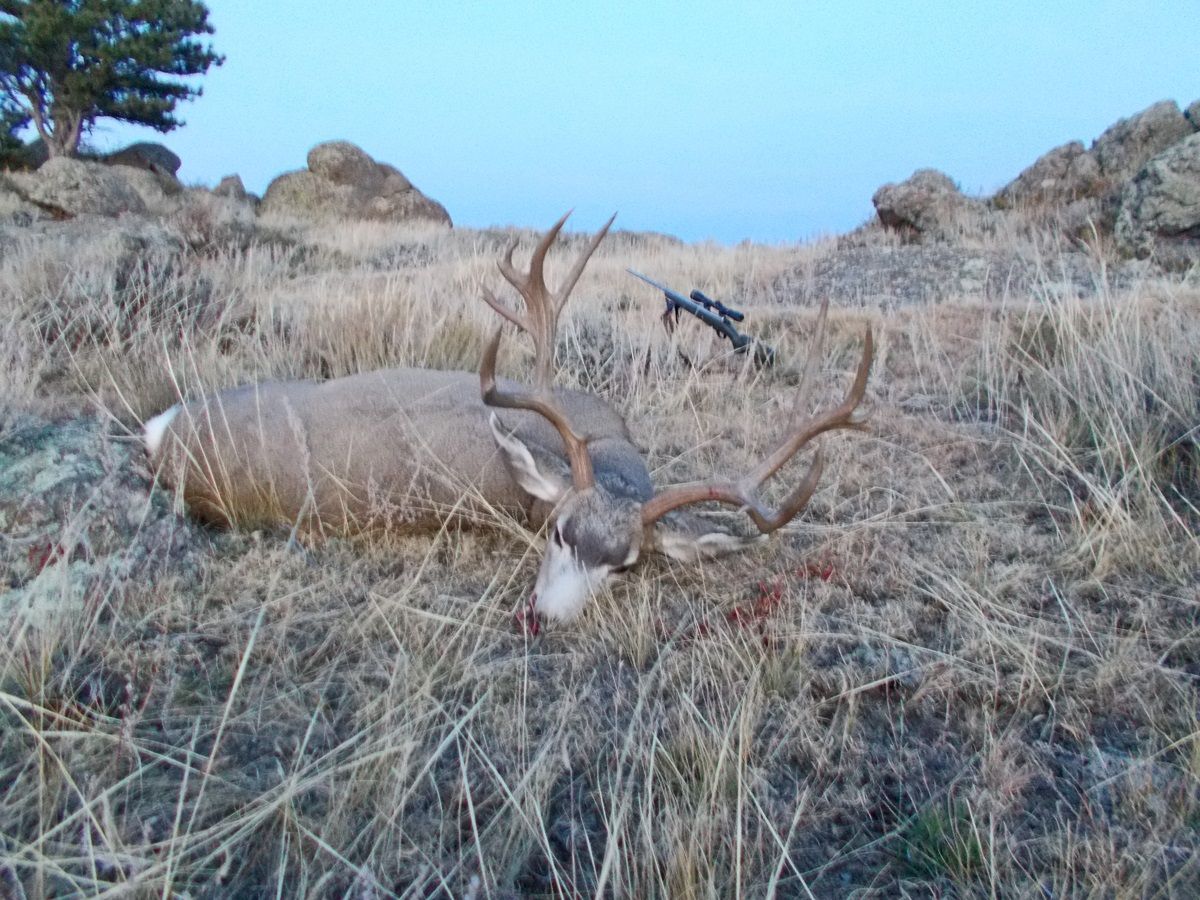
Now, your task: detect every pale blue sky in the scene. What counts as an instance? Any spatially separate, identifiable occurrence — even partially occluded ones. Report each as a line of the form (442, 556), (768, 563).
(96, 1), (1198, 243)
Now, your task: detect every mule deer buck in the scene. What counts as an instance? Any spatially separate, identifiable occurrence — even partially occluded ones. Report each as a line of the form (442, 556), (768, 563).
(144, 212), (872, 631)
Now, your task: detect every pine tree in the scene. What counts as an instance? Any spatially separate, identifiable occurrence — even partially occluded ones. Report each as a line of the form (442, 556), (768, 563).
(0, 0), (222, 158)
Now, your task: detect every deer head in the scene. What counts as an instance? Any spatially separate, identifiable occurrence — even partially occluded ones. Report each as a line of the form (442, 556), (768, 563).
(481, 212), (872, 632)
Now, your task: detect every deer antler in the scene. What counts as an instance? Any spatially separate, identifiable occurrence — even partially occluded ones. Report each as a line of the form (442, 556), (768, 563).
(480, 211), (617, 490)
(640, 300), (873, 531)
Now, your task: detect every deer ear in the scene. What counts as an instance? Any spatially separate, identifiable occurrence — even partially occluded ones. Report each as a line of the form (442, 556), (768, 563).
(489, 413), (571, 504)
(652, 526), (766, 562)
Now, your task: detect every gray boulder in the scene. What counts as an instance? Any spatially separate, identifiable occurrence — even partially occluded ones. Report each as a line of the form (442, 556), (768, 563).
(261, 140), (451, 225)
(102, 141), (182, 178)
(16, 156), (147, 217)
(1091, 100), (1193, 182)
(995, 141), (1102, 207)
(1115, 132), (1200, 266)
(307, 140), (383, 187)
(872, 169), (991, 240)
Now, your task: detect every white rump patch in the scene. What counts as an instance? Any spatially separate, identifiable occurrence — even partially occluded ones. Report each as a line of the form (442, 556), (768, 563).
(142, 405), (180, 457)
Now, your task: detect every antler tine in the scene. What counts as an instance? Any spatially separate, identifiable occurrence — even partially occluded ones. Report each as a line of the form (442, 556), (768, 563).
(497, 210), (572, 306)
(480, 325), (595, 488)
(481, 212), (614, 491)
(526, 210), (572, 298)
(555, 212), (617, 314)
(480, 284), (527, 331)
(747, 327), (873, 486)
(496, 239), (525, 300)
(640, 325), (873, 532)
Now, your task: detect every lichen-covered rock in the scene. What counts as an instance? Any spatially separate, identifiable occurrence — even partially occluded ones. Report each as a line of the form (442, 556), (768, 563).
(872, 169), (992, 241)
(0, 407), (209, 630)
(261, 140), (451, 225)
(17, 156), (147, 217)
(995, 141), (1103, 207)
(1091, 100), (1192, 182)
(260, 170), (343, 216)
(1115, 132), (1200, 267)
(307, 140), (381, 187)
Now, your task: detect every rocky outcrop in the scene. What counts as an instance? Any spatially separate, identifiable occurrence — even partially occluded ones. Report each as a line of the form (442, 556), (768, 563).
(12, 156), (147, 217)
(872, 169), (992, 241)
(1115, 133), (1200, 267)
(995, 141), (1103, 207)
(1091, 100), (1194, 182)
(872, 97), (1200, 267)
(261, 141), (451, 225)
(1186, 100), (1200, 132)
(770, 236), (1139, 308)
(308, 141), (384, 186)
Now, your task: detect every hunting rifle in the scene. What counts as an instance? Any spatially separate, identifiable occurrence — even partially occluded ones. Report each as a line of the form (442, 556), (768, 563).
(626, 269), (775, 367)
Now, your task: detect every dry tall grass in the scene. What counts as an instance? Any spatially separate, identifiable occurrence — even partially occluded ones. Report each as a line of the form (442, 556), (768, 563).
(1, 213), (1197, 897)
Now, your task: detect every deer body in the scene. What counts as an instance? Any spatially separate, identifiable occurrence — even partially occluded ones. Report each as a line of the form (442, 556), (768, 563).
(146, 367), (652, 532)
(146, 212), (872, 630)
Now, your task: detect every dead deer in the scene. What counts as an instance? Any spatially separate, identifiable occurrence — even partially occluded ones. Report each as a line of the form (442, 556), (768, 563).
(144, 212), (872, 631)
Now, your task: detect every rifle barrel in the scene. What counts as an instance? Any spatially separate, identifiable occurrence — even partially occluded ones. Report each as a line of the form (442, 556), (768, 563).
(626, 268), (775, 367)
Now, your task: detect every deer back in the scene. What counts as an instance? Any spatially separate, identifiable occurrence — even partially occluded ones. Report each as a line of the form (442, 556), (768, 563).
(150, 367), (652, 533)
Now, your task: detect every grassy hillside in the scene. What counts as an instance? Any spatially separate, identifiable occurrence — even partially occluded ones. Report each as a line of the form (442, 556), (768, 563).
(1, 213), (1197, 896)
